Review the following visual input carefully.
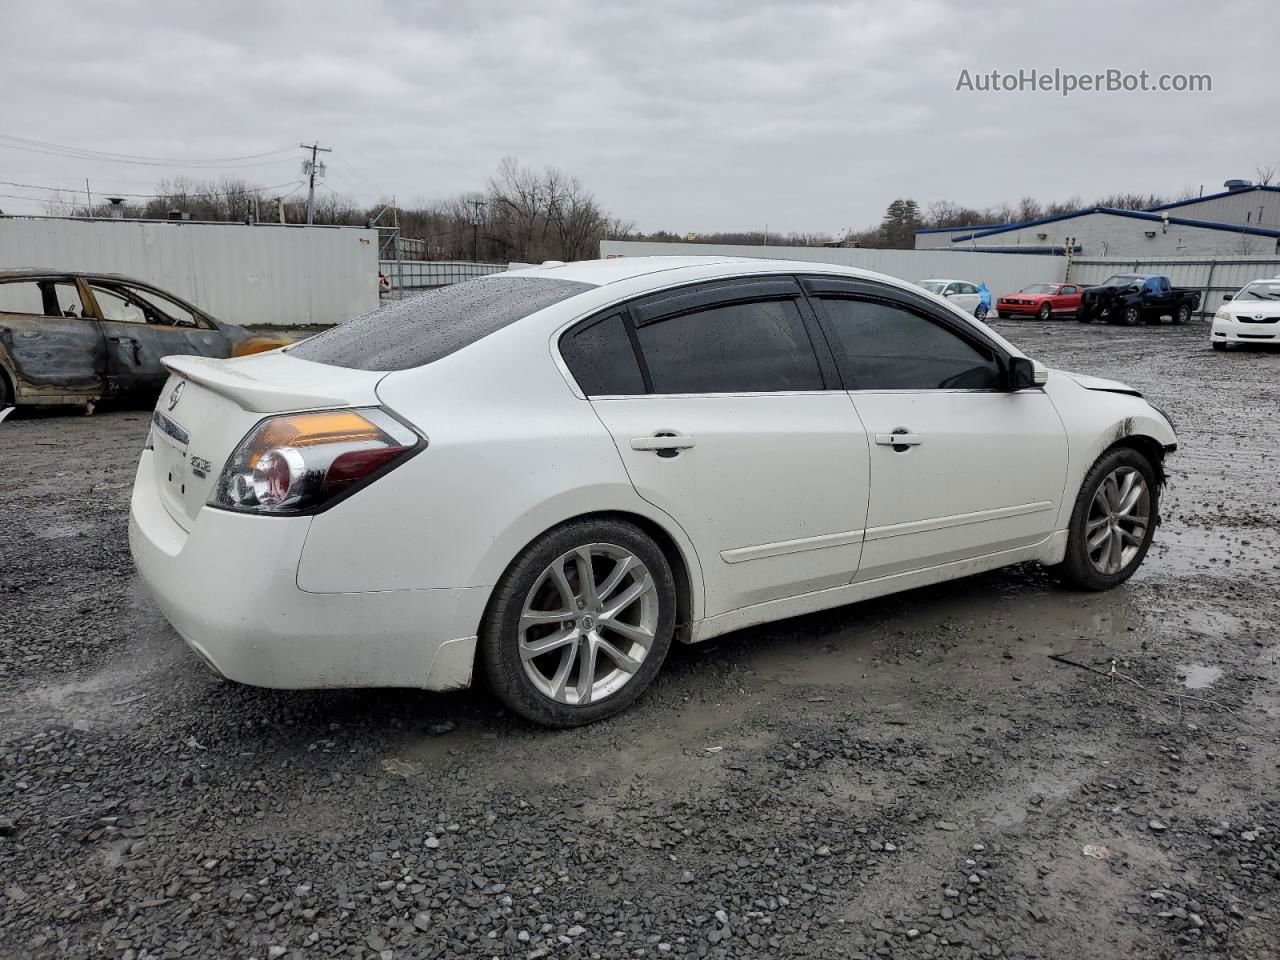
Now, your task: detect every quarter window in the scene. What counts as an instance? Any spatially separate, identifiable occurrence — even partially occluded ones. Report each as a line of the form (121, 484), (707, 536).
(0, 281), (45, 315)
(636, 298), (823, 394)
(0, 280), (85, 317)
(559, 313), (646, 396)
(818, 297), (1002, 390)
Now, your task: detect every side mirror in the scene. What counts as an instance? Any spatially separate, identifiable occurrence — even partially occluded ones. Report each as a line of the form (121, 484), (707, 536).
(1009, 357), (1048, 391)
(1222, 293), (1233, 301)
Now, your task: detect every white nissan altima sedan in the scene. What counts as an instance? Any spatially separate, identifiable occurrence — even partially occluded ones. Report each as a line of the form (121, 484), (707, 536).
(130, 257), (1177, 726)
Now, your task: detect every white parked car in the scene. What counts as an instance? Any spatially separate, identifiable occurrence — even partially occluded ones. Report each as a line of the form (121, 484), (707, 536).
(1211, 276), (1280, 350)
(918, 278), (986, 318)
(130, 257), (1176, 727)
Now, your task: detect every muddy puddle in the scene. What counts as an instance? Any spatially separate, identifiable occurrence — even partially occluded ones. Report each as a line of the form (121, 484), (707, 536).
(1178, 663), (1223, 689)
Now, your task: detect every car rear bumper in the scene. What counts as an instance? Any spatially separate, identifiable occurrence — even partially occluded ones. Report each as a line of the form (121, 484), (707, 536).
(1212, 318), (1280, 343)
(128, 450), (486, 690)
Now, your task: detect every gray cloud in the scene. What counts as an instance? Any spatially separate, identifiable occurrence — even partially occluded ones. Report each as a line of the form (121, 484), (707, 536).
(1, 0), (1276, 233)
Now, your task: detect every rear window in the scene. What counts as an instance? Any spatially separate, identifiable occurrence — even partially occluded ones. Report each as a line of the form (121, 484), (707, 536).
(288, 276), (593, 371)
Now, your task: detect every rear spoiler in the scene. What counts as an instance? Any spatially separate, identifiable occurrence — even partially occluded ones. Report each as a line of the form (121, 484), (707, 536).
(161, 355), (347, 414)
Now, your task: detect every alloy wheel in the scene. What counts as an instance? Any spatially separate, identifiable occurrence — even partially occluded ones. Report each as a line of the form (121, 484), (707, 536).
(1085, 466), (1150, 575)
(518, 544), (659, 705)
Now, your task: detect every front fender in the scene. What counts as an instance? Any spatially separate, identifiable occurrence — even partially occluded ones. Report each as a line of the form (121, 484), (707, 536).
(1044, 377), (1176, 529)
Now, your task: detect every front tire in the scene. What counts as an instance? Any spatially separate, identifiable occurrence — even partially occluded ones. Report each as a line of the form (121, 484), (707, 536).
(1052, 447), (1158, 591)
(480, 518), (676, 727)
(1212, 341), (1227, 352)
(1122, 304), (1142, 326)
(1037, 303), (1052, 321)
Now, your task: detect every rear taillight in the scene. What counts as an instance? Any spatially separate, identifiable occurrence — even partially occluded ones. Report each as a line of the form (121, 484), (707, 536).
(209, 408), (422, 515)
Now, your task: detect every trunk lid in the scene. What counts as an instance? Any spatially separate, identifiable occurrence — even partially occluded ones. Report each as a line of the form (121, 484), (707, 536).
(149, 351), (385, 530)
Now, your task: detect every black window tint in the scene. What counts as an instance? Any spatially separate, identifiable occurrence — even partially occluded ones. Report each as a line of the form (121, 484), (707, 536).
(560, 313), (645, 396)
(820, 298), (1001, 390)
(288, 276), (593, 371)
(636, 298), (822, 394)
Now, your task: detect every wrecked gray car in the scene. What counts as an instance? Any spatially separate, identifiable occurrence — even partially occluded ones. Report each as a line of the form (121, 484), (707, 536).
(0, 270), (290, 409)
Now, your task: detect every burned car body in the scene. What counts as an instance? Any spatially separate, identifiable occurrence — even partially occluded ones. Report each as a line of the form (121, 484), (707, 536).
(0, 270), (289, 408)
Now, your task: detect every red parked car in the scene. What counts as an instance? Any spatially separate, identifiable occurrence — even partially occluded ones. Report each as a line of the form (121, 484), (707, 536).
(996, 283), (1085, 320)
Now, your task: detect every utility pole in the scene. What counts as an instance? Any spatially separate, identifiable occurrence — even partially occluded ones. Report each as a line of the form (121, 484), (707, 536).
(299, 141), (331, 225)
(468, 199), (486, 262)
(85, 179), (93, 216)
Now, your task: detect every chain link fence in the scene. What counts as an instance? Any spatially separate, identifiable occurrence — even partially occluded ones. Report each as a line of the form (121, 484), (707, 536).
(377, 260), (509, 301)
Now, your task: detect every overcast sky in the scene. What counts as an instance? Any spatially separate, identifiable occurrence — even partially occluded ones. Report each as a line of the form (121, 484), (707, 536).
(2, 0), (1277, 234)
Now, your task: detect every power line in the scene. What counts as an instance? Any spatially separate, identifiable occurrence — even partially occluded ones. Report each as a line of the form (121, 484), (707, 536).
(325, 166), (379, 205)
(0, 135), (299, 168)
(318, 182), (364, 208)
(0, 177), (305, 199)
(330, 153), (385, 198)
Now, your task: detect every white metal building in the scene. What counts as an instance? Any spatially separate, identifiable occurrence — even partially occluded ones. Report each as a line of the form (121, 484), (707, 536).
(916, 181), (1280, 258)
(914, 224), (1005, 251)
(0, 216), (380, 326)
(1147, 183), (1280, 229)
(945, 208), (1280, 258)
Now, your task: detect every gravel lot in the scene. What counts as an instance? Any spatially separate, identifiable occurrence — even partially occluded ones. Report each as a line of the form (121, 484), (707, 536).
(2, 321), (1278, 960)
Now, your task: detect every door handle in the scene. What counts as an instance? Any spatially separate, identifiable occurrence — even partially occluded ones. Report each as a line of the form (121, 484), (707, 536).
(631, 434), (696, 453)
(875, 431), (923, 448)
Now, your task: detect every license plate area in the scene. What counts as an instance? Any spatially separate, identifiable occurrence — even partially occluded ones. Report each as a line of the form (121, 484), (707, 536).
(152, 410), (193, 509)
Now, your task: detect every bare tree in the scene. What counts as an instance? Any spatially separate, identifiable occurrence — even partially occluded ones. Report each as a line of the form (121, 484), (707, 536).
(1232, 235), (1260, 255)
(1016, 197), (1043, 222)
(1255, 162), (1277, 186)
(488, 157), (548, 262)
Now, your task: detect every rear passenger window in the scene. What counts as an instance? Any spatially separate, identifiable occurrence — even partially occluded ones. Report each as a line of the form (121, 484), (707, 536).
(818, 297), (1001, 390)
(0, 281), (46, 315)
(288, 276), (593, 372)
(636, 299), (823, 394)
(560, 313), (645, 396)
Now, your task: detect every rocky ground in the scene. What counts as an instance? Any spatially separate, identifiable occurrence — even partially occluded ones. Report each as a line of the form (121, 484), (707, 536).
(2, 321), (1277, 960)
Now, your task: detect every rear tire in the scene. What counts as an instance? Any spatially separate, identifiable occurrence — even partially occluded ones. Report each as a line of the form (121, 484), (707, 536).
(1051, 447), (1159, 591)
(1173, 303), (1192, 325)
(480, 518), (676, 727)
(1037, 303), (1052, 321)
(1076, 310), (1092, 324)
(974, 303), (989, 321)
(0, 369), (11, 409)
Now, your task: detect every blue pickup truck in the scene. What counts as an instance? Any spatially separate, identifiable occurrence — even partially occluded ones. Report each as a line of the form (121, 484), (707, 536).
(1076, 274), (1201, 326)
